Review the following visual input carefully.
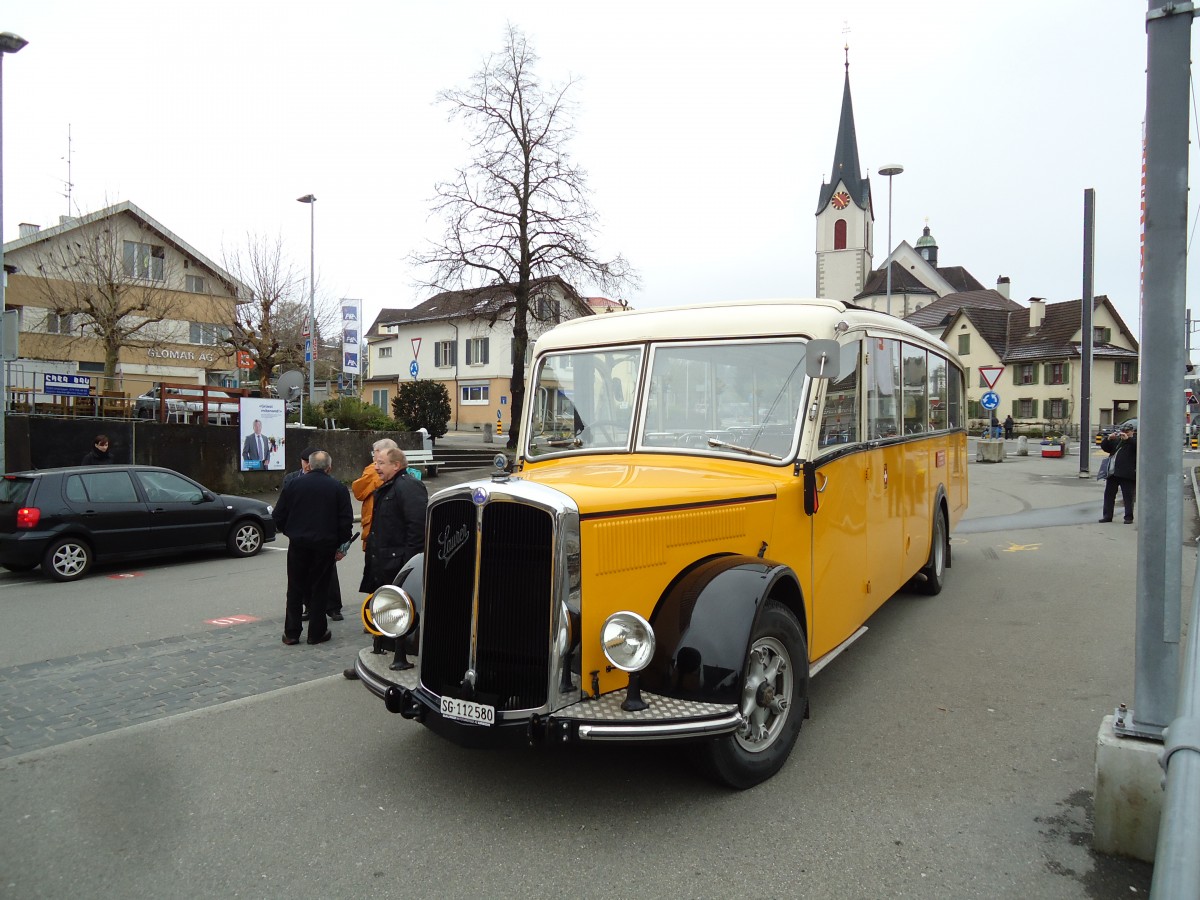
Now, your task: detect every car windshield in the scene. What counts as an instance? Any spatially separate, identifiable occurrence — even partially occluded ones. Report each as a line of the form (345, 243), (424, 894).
(640, 340), (807, 459)
(526, 339), (809, 461)
(527, 347), (642, 456)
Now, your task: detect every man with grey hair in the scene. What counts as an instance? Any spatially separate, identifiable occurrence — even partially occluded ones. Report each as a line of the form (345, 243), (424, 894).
(273, 449), (353, 645)
(352, 438), (400, 552)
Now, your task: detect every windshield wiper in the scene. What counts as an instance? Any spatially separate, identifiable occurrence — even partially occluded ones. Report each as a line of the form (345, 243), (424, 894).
(706, 437), (781, 459)
(544, 437), (583, 448)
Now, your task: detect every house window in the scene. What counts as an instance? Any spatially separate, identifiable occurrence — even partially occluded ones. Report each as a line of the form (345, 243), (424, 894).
(378, 346), (393, 359)
(371, 388), (389, 411)
(535, 297), (561, 323)
(1018, 398), (1037, 418)
(833, 219), (847, 250)
(957, 334), (970, 356)
(123, 240), (165, 281)
(77, 361), (104, 374)
(1048, 398), (1069, 419)
(46, 312), (73, 334)
(1048, 363), (1066, 385)
(461, 383), (489, 404)
(189, 322), (227, 346)
(1094, 326), (1112, 345)
(1017, 364), (1037, 385)
(434, 340), (456, 367)
(185, 274), (206, 293)
(466, 337), (490, 366)
(1116, 361), (1137, 384)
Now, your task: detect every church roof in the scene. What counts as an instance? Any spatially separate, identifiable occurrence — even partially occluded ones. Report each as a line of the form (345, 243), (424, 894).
(903, 288), (1022, 331)
(816, 68), (870, 214)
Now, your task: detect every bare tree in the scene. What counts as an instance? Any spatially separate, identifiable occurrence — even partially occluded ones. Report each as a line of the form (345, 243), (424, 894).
(30, 219), (192, 383)
(221, 234), (340, 393)
(414, 24), (636, 447)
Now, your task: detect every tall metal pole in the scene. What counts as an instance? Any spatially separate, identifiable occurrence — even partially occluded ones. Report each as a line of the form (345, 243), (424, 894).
(1126, 0), (1190, 736)
(0, 33), (29, 476)
(879, 164), (903, 317)
(297, 194), (316, 412)
(1079, 188), (1095, 476)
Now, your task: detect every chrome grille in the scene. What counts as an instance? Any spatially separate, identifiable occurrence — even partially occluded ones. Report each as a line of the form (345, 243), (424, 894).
(421, 495), (553, 711)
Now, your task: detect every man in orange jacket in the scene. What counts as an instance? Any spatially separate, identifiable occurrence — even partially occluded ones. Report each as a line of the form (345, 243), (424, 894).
(351, 438), (399, 551)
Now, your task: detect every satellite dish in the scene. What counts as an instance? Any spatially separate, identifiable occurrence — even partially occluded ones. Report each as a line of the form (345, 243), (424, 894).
(277, 370), (304, 400)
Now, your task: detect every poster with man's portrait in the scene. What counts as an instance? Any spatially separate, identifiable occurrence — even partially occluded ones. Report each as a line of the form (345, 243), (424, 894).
(239, 398), (286, 472)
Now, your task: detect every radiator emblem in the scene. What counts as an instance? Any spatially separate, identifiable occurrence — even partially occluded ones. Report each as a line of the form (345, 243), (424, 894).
(436, 523), (471, 567)
(472, 487), (488, 506)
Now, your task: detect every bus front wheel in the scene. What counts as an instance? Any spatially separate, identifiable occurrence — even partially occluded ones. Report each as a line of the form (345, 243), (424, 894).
(916, 509), (948, 596)
(700, 600), (808, 789)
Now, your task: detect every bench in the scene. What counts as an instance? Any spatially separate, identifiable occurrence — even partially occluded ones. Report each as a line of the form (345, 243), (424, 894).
(405, 448), (441, 478)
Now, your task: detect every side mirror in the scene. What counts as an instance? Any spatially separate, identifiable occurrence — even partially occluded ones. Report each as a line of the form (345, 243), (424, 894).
(805, 340), (841, 380)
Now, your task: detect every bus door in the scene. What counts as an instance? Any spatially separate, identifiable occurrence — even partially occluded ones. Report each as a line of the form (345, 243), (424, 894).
(808, 338), (870, 659)
(864, 336), (907, 613)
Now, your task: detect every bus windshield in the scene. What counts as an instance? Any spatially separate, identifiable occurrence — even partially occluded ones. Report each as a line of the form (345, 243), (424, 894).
(527, 347), (643, 456)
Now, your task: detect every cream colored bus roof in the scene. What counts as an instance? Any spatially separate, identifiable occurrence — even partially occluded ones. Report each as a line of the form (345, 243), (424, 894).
(534, 298), (945, 353)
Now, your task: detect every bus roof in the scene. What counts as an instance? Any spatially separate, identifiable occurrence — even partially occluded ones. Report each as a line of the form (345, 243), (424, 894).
(534, 298), (951, 355)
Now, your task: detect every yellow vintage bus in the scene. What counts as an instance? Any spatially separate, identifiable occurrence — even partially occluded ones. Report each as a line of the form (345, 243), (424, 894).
(354, 298), (968, 787)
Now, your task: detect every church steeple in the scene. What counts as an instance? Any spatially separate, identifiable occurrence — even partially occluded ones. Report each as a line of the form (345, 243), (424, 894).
(814, 48), (874, 303)
(816, 50), (870, 214)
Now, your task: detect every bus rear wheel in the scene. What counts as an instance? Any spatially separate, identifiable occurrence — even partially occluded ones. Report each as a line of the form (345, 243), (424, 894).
(700, 600), (808, 789)
(916, 509), (948, 596)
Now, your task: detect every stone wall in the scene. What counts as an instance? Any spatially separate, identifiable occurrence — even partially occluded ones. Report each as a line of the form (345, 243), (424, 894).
(3, 415), (420, 493)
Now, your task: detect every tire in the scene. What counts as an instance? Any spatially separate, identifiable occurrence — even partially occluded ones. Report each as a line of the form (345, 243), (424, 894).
(227, 519), (264, 557)
(42, 537), (93, 582)
(2, 562), (38, 573)
(917, 509), (948, 596)
(701, 600), (808, 789)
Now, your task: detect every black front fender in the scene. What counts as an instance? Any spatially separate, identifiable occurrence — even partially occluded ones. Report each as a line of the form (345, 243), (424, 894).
(639, 556), (801, 706)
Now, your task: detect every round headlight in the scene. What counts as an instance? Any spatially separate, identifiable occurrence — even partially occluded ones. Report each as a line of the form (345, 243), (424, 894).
(601, 611), (656, 672)
(369, 585), (416, 639)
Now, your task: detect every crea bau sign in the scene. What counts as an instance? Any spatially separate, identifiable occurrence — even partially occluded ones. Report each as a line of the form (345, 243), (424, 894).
(146, 347), (220, 363)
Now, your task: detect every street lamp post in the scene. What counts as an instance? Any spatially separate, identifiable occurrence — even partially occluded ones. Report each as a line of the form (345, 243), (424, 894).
(879, 163), (904, 317)
(297, 194), (316, 415)
(0, 32), (29, 476)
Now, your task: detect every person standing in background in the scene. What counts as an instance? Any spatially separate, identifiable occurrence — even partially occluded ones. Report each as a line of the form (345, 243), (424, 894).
(352, 438), (399, 552)
(1098, 423), (1138, 524)
(81, 435), (113, 465)
(273, 450), (352, 645)
(1004, 414), (1014, 440)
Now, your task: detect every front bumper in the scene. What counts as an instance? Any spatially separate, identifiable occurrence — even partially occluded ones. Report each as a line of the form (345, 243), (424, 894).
(354, 647), (743, 747)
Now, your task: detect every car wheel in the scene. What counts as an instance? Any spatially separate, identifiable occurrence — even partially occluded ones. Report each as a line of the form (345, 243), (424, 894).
(700, 600), (808, 789)
(2, 562), (38, 573)
(916, 509), (948, 596)
(228, 519), (264, 557)
(42, 537), (93, 582)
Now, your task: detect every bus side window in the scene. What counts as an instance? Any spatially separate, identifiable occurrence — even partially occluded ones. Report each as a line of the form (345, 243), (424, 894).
(818, 340), (861, 448)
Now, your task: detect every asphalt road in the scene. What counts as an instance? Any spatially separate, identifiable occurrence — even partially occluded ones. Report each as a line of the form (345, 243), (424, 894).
(0, 448), (1174, 899)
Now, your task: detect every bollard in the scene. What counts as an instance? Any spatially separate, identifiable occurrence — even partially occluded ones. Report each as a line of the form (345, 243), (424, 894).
(1016, 435), (1029, 456)
(483, 422), (493, 444)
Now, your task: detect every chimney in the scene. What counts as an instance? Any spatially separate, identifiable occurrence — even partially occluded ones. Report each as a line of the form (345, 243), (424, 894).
(18, 223), (40, 238)
(1029, 297), (1046, 329)
(995, 276), (1010, 299)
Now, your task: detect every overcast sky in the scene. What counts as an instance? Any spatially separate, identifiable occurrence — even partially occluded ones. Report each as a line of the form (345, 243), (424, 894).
(1, 1), (1183, 343)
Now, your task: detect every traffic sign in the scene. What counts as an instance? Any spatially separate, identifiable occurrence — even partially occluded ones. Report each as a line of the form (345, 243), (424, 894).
(979, 366), (1005, 389)
(981, 391), (1000, 411)
(409, 360), (419, 379)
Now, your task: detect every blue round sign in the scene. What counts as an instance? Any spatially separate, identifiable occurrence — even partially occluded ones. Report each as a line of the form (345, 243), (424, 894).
(409, 360), (419, 379)
(981, 390), (1000, 410)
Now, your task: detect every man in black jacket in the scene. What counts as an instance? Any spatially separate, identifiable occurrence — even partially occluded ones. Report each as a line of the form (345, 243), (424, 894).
(274, 450), (353, 645)
(359, 448), (428, 595)
(81, 434), (114, 465)
(1099, 423), (1138, 524)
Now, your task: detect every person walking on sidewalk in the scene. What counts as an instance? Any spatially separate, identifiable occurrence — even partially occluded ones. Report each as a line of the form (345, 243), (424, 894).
(273, 450), (353, 645)
(1004, 415), (1014, 440)
(1099, 423), (1138, 524)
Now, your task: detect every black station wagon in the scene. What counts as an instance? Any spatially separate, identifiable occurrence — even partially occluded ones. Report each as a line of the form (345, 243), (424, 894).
(0, 465), (276, 581)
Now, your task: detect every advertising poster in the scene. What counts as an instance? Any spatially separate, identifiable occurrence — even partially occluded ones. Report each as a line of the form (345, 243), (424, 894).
(341, 299), (362, 376)
(239, 398), (286, 472)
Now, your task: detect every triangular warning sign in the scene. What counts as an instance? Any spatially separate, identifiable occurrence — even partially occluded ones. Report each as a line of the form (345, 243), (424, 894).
(979, 366), (1005, 389)
(412, 337), (422, 359)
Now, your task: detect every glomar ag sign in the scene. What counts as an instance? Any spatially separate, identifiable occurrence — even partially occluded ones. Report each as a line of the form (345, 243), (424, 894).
(43, 373), (92, 397)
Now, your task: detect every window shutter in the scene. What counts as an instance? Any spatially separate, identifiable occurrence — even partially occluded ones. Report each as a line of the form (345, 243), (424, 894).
(466, 341), (474, 366)
(1062, 398), (1070, 417)
(1131, 361), (1138, 383)
(1062, 361), (1070, 384)
(1011, 399), (1019, 416)
(450, 342), (457, 366)
(1113, 361), (1120, 384)
(482, 339), (490, 365)
(434, 343), (443, 367)
(1031, 399), (1039, 417)
(1032, 366), (1040, 385)
(1043, 363), (1051, 383)
(1104, 327), (1112, 343)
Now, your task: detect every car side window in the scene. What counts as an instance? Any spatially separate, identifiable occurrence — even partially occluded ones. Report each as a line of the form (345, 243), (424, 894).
(68, 472), (139, 503)
(136, 471), (204, 503)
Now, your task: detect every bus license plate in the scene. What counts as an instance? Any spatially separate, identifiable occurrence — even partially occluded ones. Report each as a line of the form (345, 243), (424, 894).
(440, 696), (495, 726)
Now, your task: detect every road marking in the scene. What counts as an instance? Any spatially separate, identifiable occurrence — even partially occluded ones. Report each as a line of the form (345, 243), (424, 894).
(107, 572), (144, 579)
(205, 614), (262, 627)
(1002, 542), (1041, 553)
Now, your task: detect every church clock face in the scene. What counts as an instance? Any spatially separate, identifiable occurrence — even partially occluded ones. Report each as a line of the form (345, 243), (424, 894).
(831, 190), (851, 210)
